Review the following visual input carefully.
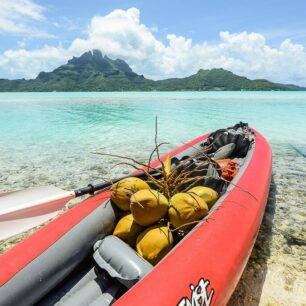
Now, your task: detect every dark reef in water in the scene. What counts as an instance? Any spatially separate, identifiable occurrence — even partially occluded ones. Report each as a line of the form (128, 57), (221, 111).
(290, 145), (306, 159)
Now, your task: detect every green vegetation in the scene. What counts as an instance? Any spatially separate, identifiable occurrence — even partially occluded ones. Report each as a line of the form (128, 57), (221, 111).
(155, 68), (304, 91)
(0, 50), (304, 91)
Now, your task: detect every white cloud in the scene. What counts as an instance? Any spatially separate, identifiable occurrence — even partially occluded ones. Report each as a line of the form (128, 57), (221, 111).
(0, 46), (69, 79)
(0, 0), (52, 38)
(69, 9), (164, 62)
(1, 7), (306, 85)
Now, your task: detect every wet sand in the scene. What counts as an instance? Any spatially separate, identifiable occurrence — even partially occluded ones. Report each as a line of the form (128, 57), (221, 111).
(1, 144), (305, 305)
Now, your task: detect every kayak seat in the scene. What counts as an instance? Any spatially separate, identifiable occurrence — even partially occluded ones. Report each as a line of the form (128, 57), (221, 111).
(52, 275), (120, 306)
(93, 235), (153, 288)
(37, 265), (121, 306)
(212, 143), (236, 160)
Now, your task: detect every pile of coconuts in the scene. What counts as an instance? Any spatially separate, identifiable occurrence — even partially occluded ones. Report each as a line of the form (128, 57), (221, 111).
(111, 172), (219, 265)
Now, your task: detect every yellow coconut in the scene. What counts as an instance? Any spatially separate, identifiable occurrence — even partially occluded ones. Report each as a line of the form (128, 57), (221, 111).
(168, 193), (208, 230)
(136, 225), (173, 265)
(130, 189), (169, 226)
(113, 214), (144, 247)
(110, 177), (150, 211)
(187, 186), (219, 209)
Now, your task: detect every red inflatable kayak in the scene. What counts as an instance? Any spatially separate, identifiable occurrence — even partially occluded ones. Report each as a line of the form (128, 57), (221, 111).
(0, 123), (272, 306)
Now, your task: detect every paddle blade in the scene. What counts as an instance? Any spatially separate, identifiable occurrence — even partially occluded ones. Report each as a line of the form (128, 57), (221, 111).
(0, 186), (75, 240)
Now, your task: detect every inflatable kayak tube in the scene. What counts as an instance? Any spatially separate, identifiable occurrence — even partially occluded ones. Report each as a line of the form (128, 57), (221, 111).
(0, 124), (272, 306)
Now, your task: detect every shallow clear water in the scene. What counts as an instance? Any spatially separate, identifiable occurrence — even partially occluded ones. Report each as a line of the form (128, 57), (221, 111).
(0, 91), (306, 191)
(0, 92), (305, 304)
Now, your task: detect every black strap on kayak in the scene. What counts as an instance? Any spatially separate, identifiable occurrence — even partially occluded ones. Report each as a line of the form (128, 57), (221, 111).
(231, 121), (249, 130)
(200, 122), (251, 157)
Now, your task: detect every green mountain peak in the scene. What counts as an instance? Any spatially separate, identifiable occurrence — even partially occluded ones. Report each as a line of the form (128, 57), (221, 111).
(0, 50), (305, 92)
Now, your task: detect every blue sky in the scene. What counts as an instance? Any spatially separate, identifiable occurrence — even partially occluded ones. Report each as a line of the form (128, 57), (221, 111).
(1, 0), (306, 85)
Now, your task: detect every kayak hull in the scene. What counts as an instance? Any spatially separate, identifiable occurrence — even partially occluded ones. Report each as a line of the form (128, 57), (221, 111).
(0, 129), (272, 306)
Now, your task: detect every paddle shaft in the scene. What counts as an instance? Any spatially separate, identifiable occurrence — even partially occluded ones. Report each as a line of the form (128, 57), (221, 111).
(74, 157), (182, 197)
(74, 169), (157, 197)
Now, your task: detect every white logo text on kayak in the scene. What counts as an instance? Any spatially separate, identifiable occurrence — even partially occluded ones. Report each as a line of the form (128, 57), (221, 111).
(177, 277), (214, 306)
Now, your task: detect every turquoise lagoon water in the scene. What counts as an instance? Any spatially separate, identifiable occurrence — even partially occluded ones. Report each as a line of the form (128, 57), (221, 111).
(0, 91), (305, 191)
(1, 92), (306, 304)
